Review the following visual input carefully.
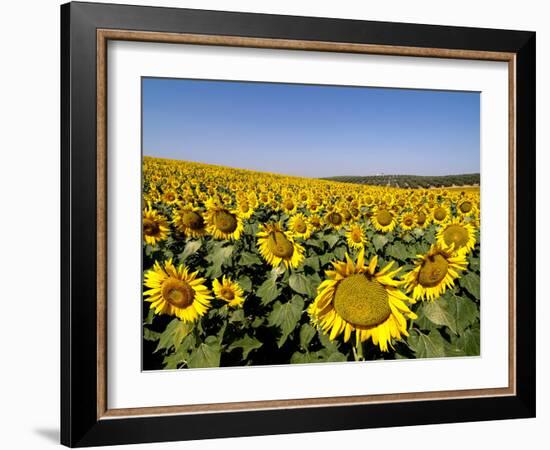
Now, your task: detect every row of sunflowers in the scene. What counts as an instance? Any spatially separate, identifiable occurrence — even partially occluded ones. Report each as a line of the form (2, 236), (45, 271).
(142, 156), (480, 369)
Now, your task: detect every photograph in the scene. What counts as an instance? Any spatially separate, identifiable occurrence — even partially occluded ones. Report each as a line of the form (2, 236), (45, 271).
(141, 78), (481, 370)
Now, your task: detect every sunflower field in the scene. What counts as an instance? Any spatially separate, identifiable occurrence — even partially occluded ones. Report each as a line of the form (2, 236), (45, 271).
(142, 156), (480, 370)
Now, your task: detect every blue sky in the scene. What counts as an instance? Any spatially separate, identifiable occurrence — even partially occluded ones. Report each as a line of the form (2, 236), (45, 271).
(142, 78), (479, 178)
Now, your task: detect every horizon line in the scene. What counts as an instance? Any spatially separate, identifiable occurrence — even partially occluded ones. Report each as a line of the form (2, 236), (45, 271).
(143, 155), (479, 179)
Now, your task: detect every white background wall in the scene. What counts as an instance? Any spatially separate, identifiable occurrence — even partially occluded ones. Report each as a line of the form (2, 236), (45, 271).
(0, 0), (545, 448)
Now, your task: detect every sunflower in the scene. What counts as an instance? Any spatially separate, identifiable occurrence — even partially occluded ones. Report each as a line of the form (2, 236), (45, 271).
(400, 212), (416, 231)
(257, 222), (304, 270)
(247, 192), (258, 209)
(236, 199), (254, 219)
(280, 196), (298, 215)
(161, 189), (179, 205)
(259, 191), (270, 205)
(144, 189), (161, 204)
(309, 214), (323, 230)
(340, 208), (353, 224)
(307, 198), (321, 213)
(457, 198), (477, 217)
(403, 244), (468, 301)
(143, 205), (169, 246)
(143, 259), (212, 322)
(204, 199), (244, 240)
(172, 205), (207, 238)
(363, 194), (375, 207)
(325, 209), (345, 230)
(431, 204), (451, 225)
(370, 206), (397, 233)
(415, 209), (430, 228)
(308, 249), (417, 352)
(212, 276), (245, 307)
(436, 218), (477, 256)
(346, 223), (367, 250)
(350, 205), (361, 219)
(288, 213), (313, 239)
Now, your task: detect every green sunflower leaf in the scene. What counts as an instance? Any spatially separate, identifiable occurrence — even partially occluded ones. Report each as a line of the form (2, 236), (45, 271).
(143, 328), (161, 342)
(162, 348), (188, 370)
(290, 351), (320, 364)
(323, 234), (340, 249)
(143, 308), (155, 325)
(318, 331), (340, 354)
(422, 227), (436, 243)
(173, 324), (195, 350)
(372, 234), (388, 251)
(289, 273), (316, 297)
(238, 251), (262, 266)
(402, 233), (415, 243)
(256, 275), (281, 305)
(386, 241), (410, 261)
(187, 336), (222, 368)
(319, 252), (336, 266)
(155, 319), (195, 353)
(449, 294), (479, 334)
(228, 308), (245, 323)
(180, 239), (202, 261)
(407, 329), (447, 358)
(420, 297), (459, 335)
(455, 322), (480, 356)
(468, 255), (480, 273)
(268, 296), (305, 347)
(332, 246), (346, 261)
(306, 238), (323, 250)
(205, 243), (234, 278)
(236, 275), (252, 292)
(412, 241), (430, 255)
(325, 351), (347, 362)
(299, 323), (316, 350)
(290, 349), (347, 364)
(420, 293), (479, 336)
(459, 272), (480, 299)
(303, 255), (320, 272)
(227, 335), (263, 359)
(251, 317), (265, 328)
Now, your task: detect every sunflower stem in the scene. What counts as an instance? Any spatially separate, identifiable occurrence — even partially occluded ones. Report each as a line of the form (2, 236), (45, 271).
(354, 341), (364, 361)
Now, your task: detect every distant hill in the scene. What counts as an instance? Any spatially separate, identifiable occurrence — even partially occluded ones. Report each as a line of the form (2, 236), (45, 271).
(320, 173), (480, 189)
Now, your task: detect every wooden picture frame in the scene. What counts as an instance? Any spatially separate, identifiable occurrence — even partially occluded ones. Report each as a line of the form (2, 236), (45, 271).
(61, 1), (535, 447)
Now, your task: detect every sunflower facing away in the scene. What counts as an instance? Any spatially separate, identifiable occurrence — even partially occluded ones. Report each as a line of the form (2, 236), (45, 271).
(143, 204), (169, 246)
(204, 198), (244, 240)
(403, 243), (468, 301)
(143, 259), (212, 322)
(213, 276), (245, 307)
(436, 218), (477, 256)
(257, 222), (305, 270)
(308, 249), (417, 352)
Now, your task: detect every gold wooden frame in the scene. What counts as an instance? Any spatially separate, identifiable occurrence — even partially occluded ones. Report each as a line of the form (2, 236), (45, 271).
(96, 29), (516, 420)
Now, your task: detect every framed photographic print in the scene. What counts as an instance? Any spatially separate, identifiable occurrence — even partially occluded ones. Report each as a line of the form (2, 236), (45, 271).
(60, 1), (536, 447)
